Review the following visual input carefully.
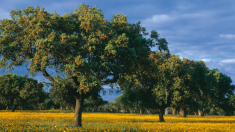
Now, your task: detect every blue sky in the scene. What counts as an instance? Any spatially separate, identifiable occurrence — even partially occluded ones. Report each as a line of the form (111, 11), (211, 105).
(0, 0), (235, 102)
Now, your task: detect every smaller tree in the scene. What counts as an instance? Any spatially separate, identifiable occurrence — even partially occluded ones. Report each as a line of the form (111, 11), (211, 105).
(115, 94), (131, 113)
(0, 73), (44, 112)
(218, 92), (235, 116)
(83, 99), (94, 111)
(108, 102), (120, 113)
(42, 98), (55, 110)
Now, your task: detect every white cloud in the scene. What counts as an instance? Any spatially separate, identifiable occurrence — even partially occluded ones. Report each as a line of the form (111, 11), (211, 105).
(220, 59), (235, 63)
(142, 12), (210, 25)
(151, 15), (171, 23)
(142, 14), (173, 24)
(219, 34), (235, 39)
(199, 59), (211, 62)
(219, 63), (224, 66)
(102, 85), (110, 89)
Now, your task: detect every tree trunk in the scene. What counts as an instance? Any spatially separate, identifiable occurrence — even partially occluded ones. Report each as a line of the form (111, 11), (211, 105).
(74, 95), (84, 127)
(72, 105), (75, 113)
(21, 106), (23, 110)
(60, 105), (63, 110)
(194, 112), (197, 115)
(66, 106), (69, 110)
(6, 106), (8, 110)
(198, 109), (204, 117)
(165, 108), (168, 115)
(146, 109), (153, 115)
(159, 108), (165, 122)
(140, 108), (145, 114)
(171, 107), (176, 115)
(11, 106), (16, 112)
(130, 109), (134, 114)
(179, 108), (187, 117)
(153, 109), (156, 114)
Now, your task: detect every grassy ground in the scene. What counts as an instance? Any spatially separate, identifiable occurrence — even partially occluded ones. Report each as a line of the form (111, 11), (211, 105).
(0, 110), (234, 132)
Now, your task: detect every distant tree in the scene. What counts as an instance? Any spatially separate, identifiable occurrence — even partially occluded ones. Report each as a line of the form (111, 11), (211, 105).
(38, 91), (50, 110)
(108, 102), (120, 113)
(116, 84), (159, 114)
(83, 96), (108, 112)
(114, 94), (131, 113)
(195, 68), (234, 117)
(49, 78), (77, 111)
(135, 51), (193, 121)
(83, 99), (94, 111)
(0, 73), (44, 112)
(217, 89), (235, 116)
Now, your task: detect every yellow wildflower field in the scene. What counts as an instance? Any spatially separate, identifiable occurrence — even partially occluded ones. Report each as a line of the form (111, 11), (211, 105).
(0, 110), (234, 132)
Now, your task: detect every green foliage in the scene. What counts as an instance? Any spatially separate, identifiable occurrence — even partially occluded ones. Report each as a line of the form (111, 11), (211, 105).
(0, 3), (167, 96)
(114, 51), (235, 117)
(0, 73), (44, 110)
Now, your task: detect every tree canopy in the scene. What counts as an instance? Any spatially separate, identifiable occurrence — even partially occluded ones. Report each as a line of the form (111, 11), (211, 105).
(0, 3), (169, 127)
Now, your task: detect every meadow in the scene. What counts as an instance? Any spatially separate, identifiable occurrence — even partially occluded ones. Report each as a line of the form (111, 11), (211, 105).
(0, 110), (234, 132)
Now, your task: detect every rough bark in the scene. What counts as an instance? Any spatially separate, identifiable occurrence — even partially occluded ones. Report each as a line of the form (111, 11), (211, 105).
(74, 95), (84, 127)
(179, 108), (187, 117)
(198, 109), (204, 117)
(171, 107), (176, 115)
(72, 105), (75, 113)
(159, 108), (165, 122)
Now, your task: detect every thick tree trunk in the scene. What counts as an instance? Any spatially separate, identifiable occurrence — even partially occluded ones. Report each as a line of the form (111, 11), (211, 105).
(179, 108), (187, 117)
(6, 106), (8, 110)
(171, 107), (176, 115)
(72, 105), (75, 113)
(194, 112), (197, 115)
(74, 95), (84, 127)
(66, 106), (69, 110)
(140, 108), (145, 114)
(60, 105), (63, 110)
(159, 108), (165, 122)
(198, 109), (204, 117)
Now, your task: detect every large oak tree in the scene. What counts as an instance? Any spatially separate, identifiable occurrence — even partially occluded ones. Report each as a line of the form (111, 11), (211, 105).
(0, 4), (163, 127)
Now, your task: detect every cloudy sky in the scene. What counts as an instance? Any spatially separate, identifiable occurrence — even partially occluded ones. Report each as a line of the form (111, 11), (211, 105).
(0, 0), (235, 102)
